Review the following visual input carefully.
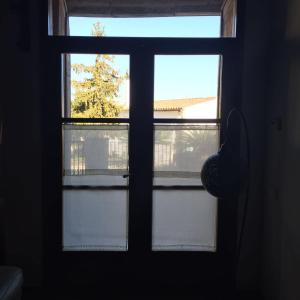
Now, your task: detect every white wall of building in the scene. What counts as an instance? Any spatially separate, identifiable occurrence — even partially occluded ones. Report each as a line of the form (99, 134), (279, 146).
(182, 99), (217, 119)
(120, 98), (217, 119)
(154, 110), (181, 118)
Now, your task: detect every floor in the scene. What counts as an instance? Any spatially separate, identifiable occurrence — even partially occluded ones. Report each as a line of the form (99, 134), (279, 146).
(22, 287), (262, 300)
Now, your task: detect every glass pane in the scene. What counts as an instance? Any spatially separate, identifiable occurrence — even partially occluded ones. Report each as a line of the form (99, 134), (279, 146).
(154, 124), (219, 186)
(49, 1), (237, 37)
(152, 191), (217, 251)
(154, 55), (220, 119)
(63, 124), (129, 186)
(68, 16), (221, 38)
(63, 190), (128, 251)
(63, 54), (129, 118)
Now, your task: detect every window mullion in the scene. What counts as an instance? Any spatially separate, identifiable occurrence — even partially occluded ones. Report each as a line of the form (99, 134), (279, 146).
(128, 52), (154, 253)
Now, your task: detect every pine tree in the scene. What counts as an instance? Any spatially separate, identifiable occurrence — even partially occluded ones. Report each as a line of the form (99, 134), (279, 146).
(71, 23), (125, 118)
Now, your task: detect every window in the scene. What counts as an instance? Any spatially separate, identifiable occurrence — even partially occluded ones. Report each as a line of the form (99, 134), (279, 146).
(61, 51), (221, 252)
(63, 123), (129, 251)
(68, 16), (221, 38)
(45, 0), (242, 288)
(48, 0), (237, 37)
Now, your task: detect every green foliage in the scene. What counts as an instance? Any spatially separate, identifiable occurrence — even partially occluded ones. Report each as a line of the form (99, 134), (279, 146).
(91, 22), (105, 37)
(179, 129), (218, 152)
(71, 22), (125, 118)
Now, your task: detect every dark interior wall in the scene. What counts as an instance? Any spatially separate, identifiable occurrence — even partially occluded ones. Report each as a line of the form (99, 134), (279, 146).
(262, 0), (300, 299)
(261, 1), (288, 298)
(236, 0), (270, 292)
(2, 0), (298, 295)
(1, 0), (43, 286)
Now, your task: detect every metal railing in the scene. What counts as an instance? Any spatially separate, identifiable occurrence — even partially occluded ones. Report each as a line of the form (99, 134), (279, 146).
(65, 124), (219, 176)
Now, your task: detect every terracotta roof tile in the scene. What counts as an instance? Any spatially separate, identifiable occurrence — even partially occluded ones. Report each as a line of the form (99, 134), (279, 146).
(153, 97), (216, 111)
(121, 97), (216, 111)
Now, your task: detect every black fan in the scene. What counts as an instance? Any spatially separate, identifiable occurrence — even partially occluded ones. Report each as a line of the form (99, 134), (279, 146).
(201, 108), (248, 199)
(200, 108), (250, 270)
(201, 142), (244, 198)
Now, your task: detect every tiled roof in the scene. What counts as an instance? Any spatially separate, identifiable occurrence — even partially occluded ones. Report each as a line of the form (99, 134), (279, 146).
(153, 97), (216, 111)
(121, 97), (215, 112)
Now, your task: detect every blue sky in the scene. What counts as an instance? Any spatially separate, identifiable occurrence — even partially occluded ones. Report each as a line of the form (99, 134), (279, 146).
(69, 16), (220, 101)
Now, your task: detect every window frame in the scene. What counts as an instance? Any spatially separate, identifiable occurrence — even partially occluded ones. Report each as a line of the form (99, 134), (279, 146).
(42, 0), (245, 291)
